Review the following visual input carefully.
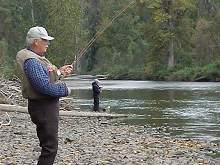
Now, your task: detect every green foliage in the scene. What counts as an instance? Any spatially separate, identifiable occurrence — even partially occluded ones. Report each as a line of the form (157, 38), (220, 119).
(45, 0), (83, 66)
(144, 61), (160, 76)
(142, 0), (197, 69)
(154, 62), (220, 81)
(166, 67), (195, 81)
(0, 39), (7, 66)
(1, 0), (220, 81)
(0, 0), (50, 69)
(200, 62), (220, 77)
(106, 65), (146, 80)
(0, 39), (16, 78)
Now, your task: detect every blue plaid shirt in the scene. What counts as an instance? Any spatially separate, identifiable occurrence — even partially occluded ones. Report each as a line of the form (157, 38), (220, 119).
(24, 58), (68, 98)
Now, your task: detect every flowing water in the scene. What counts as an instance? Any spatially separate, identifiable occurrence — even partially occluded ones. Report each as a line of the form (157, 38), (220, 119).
(65, 79), (220, 143)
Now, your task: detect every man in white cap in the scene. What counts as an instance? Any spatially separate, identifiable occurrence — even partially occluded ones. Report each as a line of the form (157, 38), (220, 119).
(16, 26), (73, 165)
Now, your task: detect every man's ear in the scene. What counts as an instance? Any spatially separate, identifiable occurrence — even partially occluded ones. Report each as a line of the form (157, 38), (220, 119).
(34, 39), (39, 46)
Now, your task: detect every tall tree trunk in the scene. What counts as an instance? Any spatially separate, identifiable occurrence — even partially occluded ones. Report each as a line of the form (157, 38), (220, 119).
(30, 0), (35, 24)
(168, 38), (175, 68)
(87, 0), (100, 71)
(163, 0), (175, 68)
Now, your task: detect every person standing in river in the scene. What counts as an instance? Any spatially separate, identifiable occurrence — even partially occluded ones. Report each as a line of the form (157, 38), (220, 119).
(92, 79), (102, 112)
(16, 26), (73, 165)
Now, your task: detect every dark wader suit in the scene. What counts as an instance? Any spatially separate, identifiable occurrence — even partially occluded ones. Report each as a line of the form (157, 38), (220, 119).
(92, 81), (101, 111)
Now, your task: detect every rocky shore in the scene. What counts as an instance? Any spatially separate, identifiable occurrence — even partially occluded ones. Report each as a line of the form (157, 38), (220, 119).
(0, 112), (219, 165)
(0, 78), (220, 164)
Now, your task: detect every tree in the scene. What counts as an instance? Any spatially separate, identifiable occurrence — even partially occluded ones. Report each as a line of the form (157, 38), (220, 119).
(83, 0), (101, 71)
(45, 0), (83, 66)
(192, 0), (220, 66)
(87, 0), (148, 73)
(0, 1), (10, 68)
(143, 0), (196, 70)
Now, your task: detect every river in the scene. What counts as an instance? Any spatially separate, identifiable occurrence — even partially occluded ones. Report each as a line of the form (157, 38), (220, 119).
(65, 79), (220, 144)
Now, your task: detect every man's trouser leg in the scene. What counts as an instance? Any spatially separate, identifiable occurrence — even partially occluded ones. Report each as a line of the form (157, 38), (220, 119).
(28, 99), (59, 165)
(93, 97), (99, 111)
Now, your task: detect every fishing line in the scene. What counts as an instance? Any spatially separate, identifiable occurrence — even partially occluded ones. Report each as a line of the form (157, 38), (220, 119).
(72, 0), (136, 67)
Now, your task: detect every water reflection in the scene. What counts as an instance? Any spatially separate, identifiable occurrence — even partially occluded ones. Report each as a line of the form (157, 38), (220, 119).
(66, 80), (220, 143)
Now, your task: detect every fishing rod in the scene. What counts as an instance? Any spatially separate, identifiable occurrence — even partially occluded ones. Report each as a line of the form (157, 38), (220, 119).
(71, 0), (136, 67)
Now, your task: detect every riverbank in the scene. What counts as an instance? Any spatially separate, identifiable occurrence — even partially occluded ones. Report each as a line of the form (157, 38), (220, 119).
(0, 112), (219, 164)
(1, 78), (220, 164)
(103, 63), (220, 82)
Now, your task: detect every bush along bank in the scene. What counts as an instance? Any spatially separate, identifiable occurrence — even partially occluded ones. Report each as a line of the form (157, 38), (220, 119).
(103, 62), (220, 81)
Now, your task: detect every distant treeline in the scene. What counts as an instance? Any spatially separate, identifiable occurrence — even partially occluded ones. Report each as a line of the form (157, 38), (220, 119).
(1, 0), (220, 81)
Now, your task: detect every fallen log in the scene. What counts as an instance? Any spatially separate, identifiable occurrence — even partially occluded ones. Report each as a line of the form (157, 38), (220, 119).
(0, 104), (128, 118)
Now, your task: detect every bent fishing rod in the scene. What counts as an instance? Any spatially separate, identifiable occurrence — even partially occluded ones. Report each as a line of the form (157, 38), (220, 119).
(71, 0), (136, 67)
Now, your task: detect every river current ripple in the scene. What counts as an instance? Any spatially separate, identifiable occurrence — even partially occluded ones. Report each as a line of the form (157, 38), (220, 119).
(65, 79), (220, 143)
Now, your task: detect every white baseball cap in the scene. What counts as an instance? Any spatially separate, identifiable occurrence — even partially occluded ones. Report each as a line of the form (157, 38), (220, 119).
(27, 26), (54, 40)
(94, 79), (100, 84)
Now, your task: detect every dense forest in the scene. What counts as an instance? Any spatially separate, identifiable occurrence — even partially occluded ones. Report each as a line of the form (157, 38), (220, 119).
(1, 0), (220, 81)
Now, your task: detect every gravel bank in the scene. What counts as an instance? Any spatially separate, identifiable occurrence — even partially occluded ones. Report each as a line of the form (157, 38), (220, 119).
(0, 112), (219, 165)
